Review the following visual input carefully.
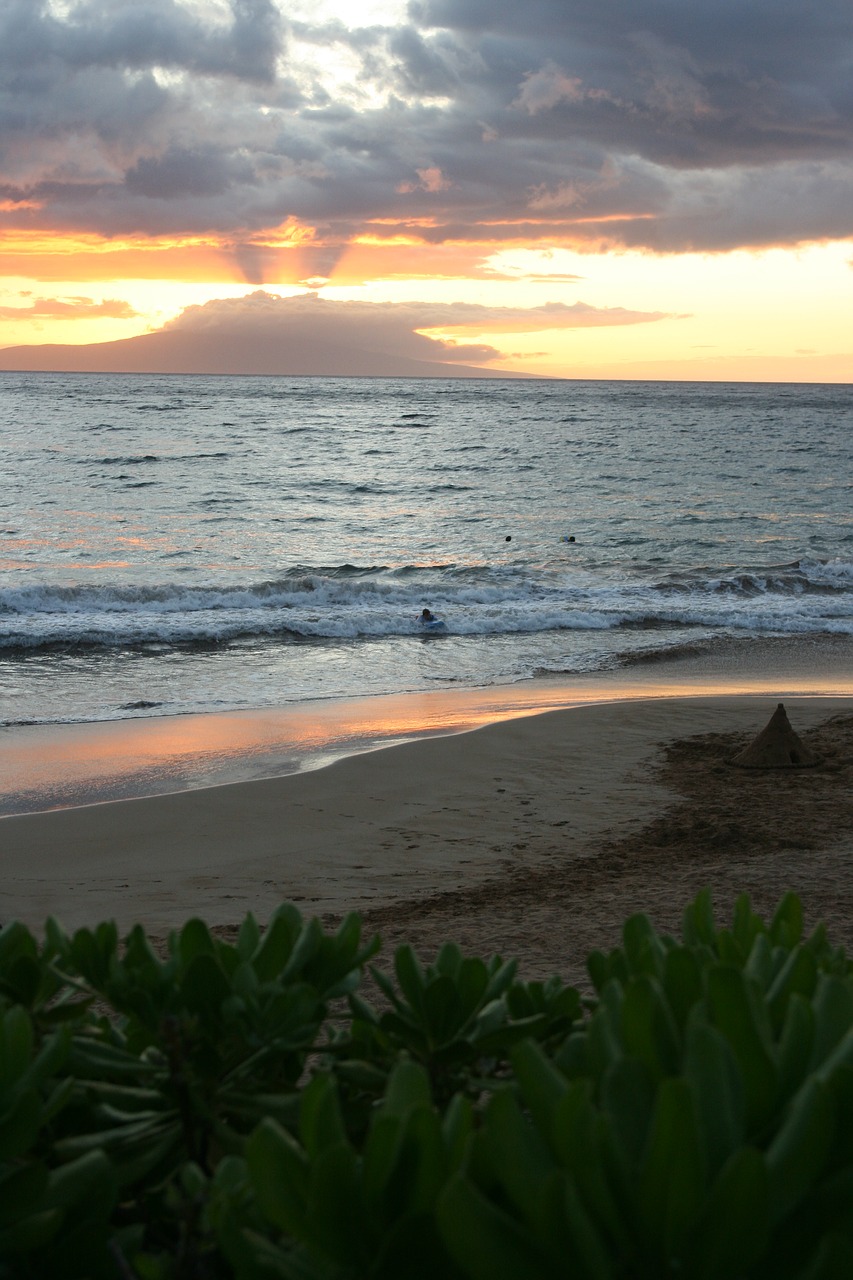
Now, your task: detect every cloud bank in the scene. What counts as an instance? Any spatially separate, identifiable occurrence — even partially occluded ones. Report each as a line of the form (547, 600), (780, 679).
(0, 294), (138, 319)
(0, 0), (851, 258)
(0, 289), (673, 374)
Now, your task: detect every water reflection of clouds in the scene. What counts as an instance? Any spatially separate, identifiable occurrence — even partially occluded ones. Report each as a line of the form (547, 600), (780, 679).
(5, 670), (853, 816)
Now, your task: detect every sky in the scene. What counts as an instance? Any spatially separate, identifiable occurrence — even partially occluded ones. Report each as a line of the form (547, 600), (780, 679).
(0, 0), (852, 380)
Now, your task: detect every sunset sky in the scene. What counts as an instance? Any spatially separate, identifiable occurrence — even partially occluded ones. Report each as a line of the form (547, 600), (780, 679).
(1, 0), (852, 379)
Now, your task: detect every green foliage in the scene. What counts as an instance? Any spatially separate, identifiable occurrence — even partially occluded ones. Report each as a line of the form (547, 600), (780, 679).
(1, 890), (852, 1278)
(339, 942), (581, 1106)
(0, 905), (379, 1277)
(236, 1060), (470, 1279)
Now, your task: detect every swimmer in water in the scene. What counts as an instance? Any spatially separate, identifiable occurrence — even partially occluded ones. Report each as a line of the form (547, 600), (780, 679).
(419, 608), (437, 625)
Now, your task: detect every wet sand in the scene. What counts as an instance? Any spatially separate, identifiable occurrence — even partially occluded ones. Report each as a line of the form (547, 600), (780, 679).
(2, 692), (851, 987)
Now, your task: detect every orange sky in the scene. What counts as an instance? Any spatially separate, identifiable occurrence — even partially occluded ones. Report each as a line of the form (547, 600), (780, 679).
(1, 0), (852, 380)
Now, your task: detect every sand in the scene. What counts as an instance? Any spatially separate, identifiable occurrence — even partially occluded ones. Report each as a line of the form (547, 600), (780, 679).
(2, 692), (852, 989)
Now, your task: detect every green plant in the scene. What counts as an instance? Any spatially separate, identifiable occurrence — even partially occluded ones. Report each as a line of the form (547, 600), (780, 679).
(0, 905), (378, 1275)
(230, 1058), (470, 1279)
(0, 1004), (117, 1278)
(341, 942), (581, 1106)
(436, 890), (853, 1280)
(2, 890), (852, 1279)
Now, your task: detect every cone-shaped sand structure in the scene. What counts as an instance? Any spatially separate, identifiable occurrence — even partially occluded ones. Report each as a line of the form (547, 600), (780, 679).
(730, 703), (822, 769)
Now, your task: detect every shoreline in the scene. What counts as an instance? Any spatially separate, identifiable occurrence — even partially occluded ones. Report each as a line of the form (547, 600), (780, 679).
(3, 633), (853, 816)
(2, 693), (851, 984)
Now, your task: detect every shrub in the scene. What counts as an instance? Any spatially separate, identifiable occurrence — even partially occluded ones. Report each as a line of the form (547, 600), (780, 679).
(1, 890), (851, 1278)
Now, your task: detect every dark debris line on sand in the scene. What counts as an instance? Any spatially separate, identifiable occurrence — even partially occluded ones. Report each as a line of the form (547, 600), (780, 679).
(339, 713), (853, 988)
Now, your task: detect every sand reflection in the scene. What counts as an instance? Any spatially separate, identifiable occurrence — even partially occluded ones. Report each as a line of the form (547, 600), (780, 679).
(2, 666), (851, 815)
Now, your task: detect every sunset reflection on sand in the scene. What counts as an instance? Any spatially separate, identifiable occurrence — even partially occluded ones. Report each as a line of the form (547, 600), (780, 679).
(3, 665), (852, 816)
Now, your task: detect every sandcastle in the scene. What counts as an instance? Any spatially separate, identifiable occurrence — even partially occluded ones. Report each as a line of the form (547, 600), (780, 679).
(730, 702), (822, 769)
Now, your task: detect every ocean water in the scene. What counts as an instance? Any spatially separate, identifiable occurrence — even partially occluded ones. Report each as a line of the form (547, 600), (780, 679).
(1, 373), (851, 728)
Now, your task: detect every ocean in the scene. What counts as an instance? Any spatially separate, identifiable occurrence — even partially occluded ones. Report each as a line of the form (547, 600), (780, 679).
(2, 372), (851, 729)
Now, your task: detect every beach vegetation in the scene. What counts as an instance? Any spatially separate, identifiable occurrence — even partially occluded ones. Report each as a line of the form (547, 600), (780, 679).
(1, 890), (853, 1278)
(341, 943), (582, 1109)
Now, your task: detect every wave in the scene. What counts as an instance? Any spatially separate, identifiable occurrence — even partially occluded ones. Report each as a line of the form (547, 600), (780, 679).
(93, 454), (160, 465)
(657, 558), (853, 597)
(1, 557), (851, 653)
(84, 451), (232, 466)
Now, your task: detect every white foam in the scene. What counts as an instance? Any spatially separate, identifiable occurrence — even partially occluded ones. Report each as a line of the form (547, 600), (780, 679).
(2, 556), (851, 649)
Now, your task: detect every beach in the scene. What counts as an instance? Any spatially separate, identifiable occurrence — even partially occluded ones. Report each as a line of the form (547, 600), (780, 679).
(3, 375), (851, 982)
(3, 686), (851, 988)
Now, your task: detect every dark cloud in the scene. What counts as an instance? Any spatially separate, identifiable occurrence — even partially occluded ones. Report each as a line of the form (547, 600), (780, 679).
(125, 146), (256, 199)
(2, 0), (284, 81)
(0, 1), (851, 251)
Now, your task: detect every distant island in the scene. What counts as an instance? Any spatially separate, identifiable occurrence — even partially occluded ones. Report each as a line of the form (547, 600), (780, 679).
(0, 291), (532, 378)
(0, 331), (521, 378)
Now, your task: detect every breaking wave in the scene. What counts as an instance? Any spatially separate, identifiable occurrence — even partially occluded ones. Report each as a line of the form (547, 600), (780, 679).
(2, 557), (851, 653)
